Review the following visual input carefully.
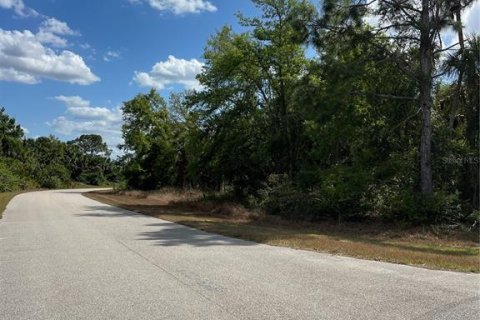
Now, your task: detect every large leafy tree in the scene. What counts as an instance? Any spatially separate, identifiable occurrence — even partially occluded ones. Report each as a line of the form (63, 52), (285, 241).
(189, 0), (313, 196)
(70, 134), (110, 157)
(237, 0), (314, 176)
(67, 134), (112, 185)
(25, 136), (70, 188)
(121, 89), (177, 189)
(108, 0), (477, 224)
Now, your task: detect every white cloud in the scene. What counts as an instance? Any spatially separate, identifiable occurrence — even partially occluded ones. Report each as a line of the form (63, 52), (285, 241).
(40, 18), (79, 36)
(364, 1), (480, 51)
(0, 67), (37, 84)
(80, 43), (92, 50)
(464, 1), (480, 35)
(1, 2), (80, 47)
(0, 29), (99, 85)
(49, 96), (123, 151)
(0, 0), (37, 16)
(54, 96), (122, 122)
(36, 18), (80, 47)
(133, 55), (203, 90)
(103, 50), (121, 62)
(441, 2), (480, 51)
(130, 0), (217, 15)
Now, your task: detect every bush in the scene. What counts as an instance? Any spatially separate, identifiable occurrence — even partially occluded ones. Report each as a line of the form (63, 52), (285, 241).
(0, 161), (22, 192)
(78, 171), (106, 186)
(374, 185), (464, 224)
(316, 166), (372, 220)
(40, 176), (64, 189)
(36, 164), (70, 189)
(0, 159), (37, 192)
(260, 166), (375, 222)
(261, 182), (324, 221)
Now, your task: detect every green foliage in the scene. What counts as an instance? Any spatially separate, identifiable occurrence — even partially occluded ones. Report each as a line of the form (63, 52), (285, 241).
(115, 0), (478, 227)
(66, 134), (115, 185)
(78, 171), (106, 186)
(37, 165), (70, 189)
(261, 176), (323, 221)
(0, 107), (25, 160)
(70, 134), (110, 156)
(121, 90), (178, 190)
(0, 158), (37, 192)
(1, 107), (117, 191)
(262, 166), (374, 222)
(0, 160), (23, 192)
(378, 190), (463, 225)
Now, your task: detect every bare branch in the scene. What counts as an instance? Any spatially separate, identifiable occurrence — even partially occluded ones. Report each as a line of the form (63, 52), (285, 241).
(434, 42), (460, 54)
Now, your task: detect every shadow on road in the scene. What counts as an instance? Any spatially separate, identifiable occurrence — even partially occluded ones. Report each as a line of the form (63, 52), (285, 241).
(76, 205), (144, 218)
(78, 203), (478, 256)
(76, 205), (254, 247)
(137, 222), (255, 247)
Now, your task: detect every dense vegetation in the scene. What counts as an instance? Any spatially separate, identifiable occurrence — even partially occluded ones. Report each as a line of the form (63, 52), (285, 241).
(2, 1), (478, 228)
(119, 0), (479, 226)
(0, 107), (118, 191)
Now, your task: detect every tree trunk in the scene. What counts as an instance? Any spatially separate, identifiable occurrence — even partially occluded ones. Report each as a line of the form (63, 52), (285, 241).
(419, 0), (433, 195)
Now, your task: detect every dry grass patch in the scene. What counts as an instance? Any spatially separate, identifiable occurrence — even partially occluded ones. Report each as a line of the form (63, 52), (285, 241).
(0, 192), (22, 219)
(86, 190), (480, 273)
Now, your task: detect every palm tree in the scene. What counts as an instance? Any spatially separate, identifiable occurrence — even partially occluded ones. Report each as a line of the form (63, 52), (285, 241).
(443, 35), (480, 208)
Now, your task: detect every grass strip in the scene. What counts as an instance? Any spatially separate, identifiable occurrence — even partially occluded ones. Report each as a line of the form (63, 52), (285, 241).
(85, 191), (480, 273)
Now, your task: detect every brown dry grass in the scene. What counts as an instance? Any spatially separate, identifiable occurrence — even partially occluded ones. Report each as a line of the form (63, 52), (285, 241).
(85, 189), (480, 273)
(0, 191), (23, 219)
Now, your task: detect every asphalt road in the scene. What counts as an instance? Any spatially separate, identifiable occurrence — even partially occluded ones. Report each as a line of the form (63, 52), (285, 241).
(0, 189), (478, 320)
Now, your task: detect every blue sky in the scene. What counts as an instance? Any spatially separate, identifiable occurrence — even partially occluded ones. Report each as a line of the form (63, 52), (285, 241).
(0, 0), (257, 151)
(0, 0), (479, 153)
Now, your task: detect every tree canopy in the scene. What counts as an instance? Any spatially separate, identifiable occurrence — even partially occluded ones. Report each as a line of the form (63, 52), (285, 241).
(117, 0), (478, 226)
(2, 0), (478, 227)
(0, 109), (118, 191)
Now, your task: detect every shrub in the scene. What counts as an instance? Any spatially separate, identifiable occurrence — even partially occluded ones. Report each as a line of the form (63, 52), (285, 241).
(78, 171), (106, 186)
(260, 166), (375, 222)
(36, 164), (70, 189)
(0, 161), (22, 192)
(316, 165), (373, 221)
(261, 182), (324, 221)
(374, 186), (464, 224)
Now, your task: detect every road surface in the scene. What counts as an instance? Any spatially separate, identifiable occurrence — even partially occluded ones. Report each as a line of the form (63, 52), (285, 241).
(0, 189), (478, 319)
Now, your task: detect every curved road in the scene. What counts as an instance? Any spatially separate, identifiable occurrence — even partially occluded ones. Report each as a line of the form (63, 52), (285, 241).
(0, 189), (478, 319)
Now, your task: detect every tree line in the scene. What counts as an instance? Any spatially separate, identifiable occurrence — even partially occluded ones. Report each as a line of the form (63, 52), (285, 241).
(120, 0), (479, 225)
(2, 0), (478, 227)
(0, 107), (118, 191)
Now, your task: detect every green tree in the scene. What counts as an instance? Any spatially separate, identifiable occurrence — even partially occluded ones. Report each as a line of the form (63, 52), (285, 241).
(70, 134), (110, 157)
(26, 136), (70, 189)
(189, 0), (313, 196)
(121, 89), (176, 189)
(441, 35), (480, 209)
(317, 0), (476, 195)
(67, 134), (113, 185)
(0, 107), (24, 158)
(237, 0), (314, 176)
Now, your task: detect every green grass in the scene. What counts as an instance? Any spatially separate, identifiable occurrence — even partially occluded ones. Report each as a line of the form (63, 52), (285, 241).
(0, 191), (22, 219)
